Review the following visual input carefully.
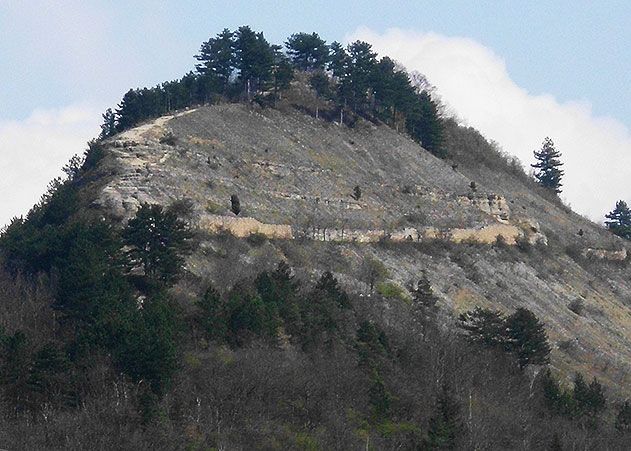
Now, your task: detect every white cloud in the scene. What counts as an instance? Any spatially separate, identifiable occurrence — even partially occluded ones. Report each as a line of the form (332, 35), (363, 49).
(0, 105), (100, 226)
(349, 27), (631, 221)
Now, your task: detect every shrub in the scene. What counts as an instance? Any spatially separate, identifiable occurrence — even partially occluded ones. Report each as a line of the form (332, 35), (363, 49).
(376, 282), (409, 302)
(159, 131), (178, 146)
(568, 299), (584, 316)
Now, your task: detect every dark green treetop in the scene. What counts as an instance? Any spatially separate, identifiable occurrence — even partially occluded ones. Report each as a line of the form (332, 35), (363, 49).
(285, 32), (329, 71)
(123, 203), (192, 284)
(531, 137), (564, 193)
(605, 200), (631, 240)
(195, 28), (235, 93)
(504, 307), (551, 369)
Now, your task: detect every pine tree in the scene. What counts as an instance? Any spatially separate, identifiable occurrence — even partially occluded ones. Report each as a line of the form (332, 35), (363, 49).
(285, 32), (329, 71)
(573, 373), (606, 418)
(531, 137), (564, 193)
(412, 271), (438, 308)
(407, 91), (445, 157)
(327, 41), (348, 79)
(605, 200), (631, 240)
(342, 41), (377, 112)
(99, 108), (116, 139)
(504, 308), (551, 369)
(270, 44), (294, 99)
(458, 307), (506, 347)
(427, 382), (463, 449)
(195, 28), (235, 95)
(233, 26), (274, 98)
(123, 203), (192, 284)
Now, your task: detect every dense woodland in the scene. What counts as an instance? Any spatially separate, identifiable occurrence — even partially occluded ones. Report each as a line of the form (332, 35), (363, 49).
(0, 26), (630, 449)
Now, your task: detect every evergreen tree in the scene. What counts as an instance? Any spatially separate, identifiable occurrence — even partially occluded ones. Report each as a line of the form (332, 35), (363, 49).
(407, 91), (445, 157)
(371, 57), (416, 127)
(427, 382), (463, 449)
(605, 200), (631, 240)
(195, 28), (235, 95)
(196, 285), (228, 340)
(342, 40), (377, 112)
(285, 32), (329, 71)
(123, 203), (192, 284)
(412, 271), (438, 308)
(458, 307), (506, 347)
(309, 71), (331, 98)
(327, 41), (348, 79)
(234, 26), (274, 98)
(573, 373), (606, 419)
(368, 370), (392, 421)
(270, 44), (294, 99)
(504, 308), (551, 369)
(99, 108), (117, 139)
(115, 89), (144, 131)
(532, 137), (564, 193)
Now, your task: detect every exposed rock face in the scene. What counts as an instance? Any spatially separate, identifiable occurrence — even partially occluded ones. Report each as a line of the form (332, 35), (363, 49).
(93, 104), (631, 393)
(583, 247), (627, 261)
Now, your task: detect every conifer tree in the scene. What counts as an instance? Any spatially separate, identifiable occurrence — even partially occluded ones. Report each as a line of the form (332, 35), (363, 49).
(285, 32), (329, 71)
(531, 137), (564, 193)
(407, 91), (445, 157)
(605, 200), (631, 240)
(504, 308), (551, 369)
(427, 382), (463, 449)
(234, 26), (274, 98)
(458, 307), (505, 347)
(99, 108), (116, 139)
(270, 44), (294, 99)
(342, 41), (377, 112)
(123, 203), (192, 284)
(327, 41), (348, 79)
(573, 373), (606, 419)
(412, 271), (438, 308)
(195, 28), (235, 94)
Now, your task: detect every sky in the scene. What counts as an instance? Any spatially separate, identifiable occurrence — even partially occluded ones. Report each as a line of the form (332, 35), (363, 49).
(1, 1), (630, 225)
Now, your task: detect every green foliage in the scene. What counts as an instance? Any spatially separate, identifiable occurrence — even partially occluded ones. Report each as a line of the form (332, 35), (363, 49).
(532, 137), (564, 193)
(356, 320), (390, 367)
(458, 307), (506, 347)
(285, 32), (329, 71)
(573, 373), (606, 419)
(605, 200), (631, 240)
(359, 256), (388, 292)
(427, 382), (463, 449)
(411, 271), (438, 308)
(116, 291), (181, 396)
(376, 282), (408, 302)
(195, 28), (235, 94)
(504, 307), (551, 369)
(368, 370), (393, 421)
(99, 108), (116, 139)
(234, 26), (275, 98)
(540, 368), (574, 416)
(123, 203), (192, 285)
(407, 91), (445, 157)
(309, 71), (331, 98)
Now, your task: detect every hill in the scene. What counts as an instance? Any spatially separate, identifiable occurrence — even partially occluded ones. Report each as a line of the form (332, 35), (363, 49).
(1, 28), (631, 449)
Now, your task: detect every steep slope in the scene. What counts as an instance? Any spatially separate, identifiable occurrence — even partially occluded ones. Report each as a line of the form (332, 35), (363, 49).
(92, 102), (631, 391)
